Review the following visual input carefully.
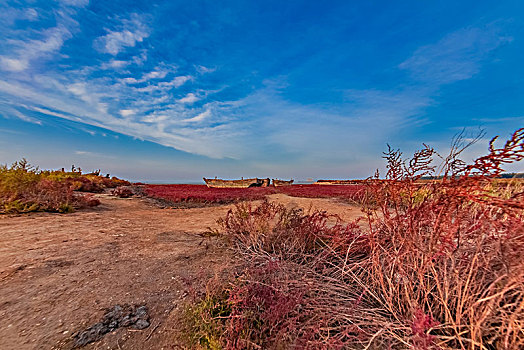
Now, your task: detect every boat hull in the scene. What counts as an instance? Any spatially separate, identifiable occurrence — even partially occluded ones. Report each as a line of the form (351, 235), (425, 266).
(272, 179), (294, 186)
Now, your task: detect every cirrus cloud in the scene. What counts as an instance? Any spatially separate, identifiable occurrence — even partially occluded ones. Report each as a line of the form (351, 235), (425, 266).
(94, 14), (150, 56)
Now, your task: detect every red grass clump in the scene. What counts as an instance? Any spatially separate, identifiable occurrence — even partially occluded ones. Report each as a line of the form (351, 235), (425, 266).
(145, 184), (275, 205)
(186, 128), (524, 349)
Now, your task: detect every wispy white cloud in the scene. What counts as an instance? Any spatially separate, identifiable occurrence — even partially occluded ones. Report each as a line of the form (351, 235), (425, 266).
(183, 109), (211, 123)
(135, 75), (192, 92)
(178, 93), (199, 104)
(132, 50), (148, 65)
(142, 114), (169, 123)
(67, 82), (108, 114)
(75, 150), (116, 158)
(196, 65), (216, 74)
(60, 0), (90, 7)
(0, 6), (39, 26)
(11, 109), (43, 125)
(0, 57), (28, 72)
(399, 24), (511, 85)
(143, 70), (167, 80)
(220, 85), (432, 163)
(104, 59), (128, 69)
(0, 0), (88, 74)
(0, 80), (97, 124)
(119, 109), (136, 117)
(79, 128), (96, 136)
(120, 67), (172, 84)
(0, 76), (240, 158)
(344, 88), (433, 128)
(31, 106), (80, 121)
(477, 115), (524, 123)
(25, 8), (38, 20)
(94, 14), (149, 56)
(122, 77), (140, 84)
(173, 75), (192, 87)
(0, 24), (73, 72)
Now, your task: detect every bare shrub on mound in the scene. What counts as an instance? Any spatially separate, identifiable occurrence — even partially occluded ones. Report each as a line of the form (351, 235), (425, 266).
(112, 186), (134, 198)
(186, 129), (524, 349)
(74, 193), (101, 209)
(0, 159), (103, 213)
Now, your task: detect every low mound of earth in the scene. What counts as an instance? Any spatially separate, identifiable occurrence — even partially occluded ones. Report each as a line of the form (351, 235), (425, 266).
(0, 193), (363, 349)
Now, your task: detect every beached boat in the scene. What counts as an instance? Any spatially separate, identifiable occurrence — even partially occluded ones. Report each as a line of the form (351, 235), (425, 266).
(203, 177), (270, 188)
(272, 179), (294, 186)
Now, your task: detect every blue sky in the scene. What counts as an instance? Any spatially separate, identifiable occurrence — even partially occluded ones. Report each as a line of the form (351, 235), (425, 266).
(0, 0), (523, 182)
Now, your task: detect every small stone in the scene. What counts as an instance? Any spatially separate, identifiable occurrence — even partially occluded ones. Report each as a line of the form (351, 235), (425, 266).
(74, 322), (108, 347)
(133, 319), (150, 330)
(108, 320), (118, 330)
(120, 315), (137, 327)
(135, 306), (148, 318)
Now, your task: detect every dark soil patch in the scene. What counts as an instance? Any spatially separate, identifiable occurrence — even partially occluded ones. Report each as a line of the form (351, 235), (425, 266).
(73, 305), (150, 347)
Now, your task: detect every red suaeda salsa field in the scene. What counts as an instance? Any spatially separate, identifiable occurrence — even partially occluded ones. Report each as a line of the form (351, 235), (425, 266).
(144, 183), (366, 205)
(276, 184), (366, 202)
(144, 184), (276, 205)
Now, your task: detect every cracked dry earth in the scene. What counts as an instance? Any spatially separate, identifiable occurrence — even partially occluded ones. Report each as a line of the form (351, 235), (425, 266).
(0, 193), (364, 349)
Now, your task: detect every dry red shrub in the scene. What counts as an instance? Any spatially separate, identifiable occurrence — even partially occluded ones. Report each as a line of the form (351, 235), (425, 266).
(112, 186), (134, 198)
(187, 129), (524, 349)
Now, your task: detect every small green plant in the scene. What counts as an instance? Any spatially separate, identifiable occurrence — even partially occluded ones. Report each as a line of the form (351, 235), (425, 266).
(58, 203), (74, 213)
(3, 199), (39, 213)
(183, 287), (232, 349)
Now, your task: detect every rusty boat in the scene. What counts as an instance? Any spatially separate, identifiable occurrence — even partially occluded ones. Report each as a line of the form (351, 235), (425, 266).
(272, 179), (294, 186)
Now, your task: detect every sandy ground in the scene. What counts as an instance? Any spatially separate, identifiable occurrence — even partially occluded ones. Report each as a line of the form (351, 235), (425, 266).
(0, 193), (363, 350)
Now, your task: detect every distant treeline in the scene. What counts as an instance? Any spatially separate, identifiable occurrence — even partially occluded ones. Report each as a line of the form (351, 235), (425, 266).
(421, 173), (524, 180)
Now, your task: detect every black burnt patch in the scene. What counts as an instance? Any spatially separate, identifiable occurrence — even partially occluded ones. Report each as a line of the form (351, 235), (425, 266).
(73, 304), (150, 347)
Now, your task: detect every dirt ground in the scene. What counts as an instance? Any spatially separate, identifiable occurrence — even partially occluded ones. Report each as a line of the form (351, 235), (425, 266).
(0, 193), (363, 350)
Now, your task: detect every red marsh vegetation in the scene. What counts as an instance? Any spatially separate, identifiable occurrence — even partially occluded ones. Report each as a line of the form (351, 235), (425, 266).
(276, 183), (365, 202)
(144, 184), (367, 207)
(184, 128), (524, 349)
(144, 184), (276, 206)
